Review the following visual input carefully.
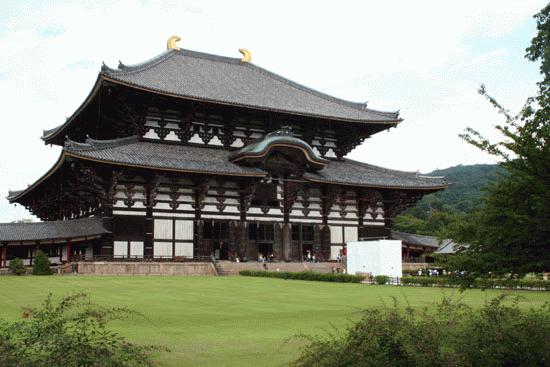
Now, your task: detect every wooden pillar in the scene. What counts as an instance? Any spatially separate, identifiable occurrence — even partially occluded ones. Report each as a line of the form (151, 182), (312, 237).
(320, 225), (331, 261)
(313, 224), (323, 258)
(101, 206), (114, 256)
(101, 170), (121, 257)
(194, 220), (205, 258)
(237, 181), (255, 260)
(357, 195), (367, 240)
(29, 243), (38, 266)
(281, 180), (299, 261)
(144, 206), (154, 258)
(228, 221), (237, 259)
(66, 239), (72, 263)
(282, 223), (292, 261)
(291, 224), (302, 262)
(237, 222), (249, 260)
(144, 175), (160, 259)
(1, 242), (7, 268)
(193, 179), (209, 258)
(320, 187), (337, 260)
(273, 223), (283, 260)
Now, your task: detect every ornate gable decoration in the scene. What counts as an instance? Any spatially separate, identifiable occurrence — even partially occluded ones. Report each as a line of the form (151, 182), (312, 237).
(229, 126), (328, 176)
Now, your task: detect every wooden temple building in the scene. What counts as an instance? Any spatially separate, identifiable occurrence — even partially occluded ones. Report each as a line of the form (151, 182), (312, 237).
(1, 37), (447, 267)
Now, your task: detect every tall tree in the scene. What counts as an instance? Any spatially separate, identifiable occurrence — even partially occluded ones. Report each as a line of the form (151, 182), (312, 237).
(449, 4), (550, 275)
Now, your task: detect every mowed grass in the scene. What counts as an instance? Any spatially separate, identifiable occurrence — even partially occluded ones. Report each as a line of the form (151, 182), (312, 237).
(0, 276), (548, 366)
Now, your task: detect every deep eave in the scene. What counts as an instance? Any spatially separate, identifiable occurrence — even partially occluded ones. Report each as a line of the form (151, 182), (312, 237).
(10, 139), (448, 204)
(43, 47), (403, 144)
(100, 48), (401, 123)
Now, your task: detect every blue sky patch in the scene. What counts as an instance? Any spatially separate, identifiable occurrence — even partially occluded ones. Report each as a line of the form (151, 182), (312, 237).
(38, 25), (65, 38)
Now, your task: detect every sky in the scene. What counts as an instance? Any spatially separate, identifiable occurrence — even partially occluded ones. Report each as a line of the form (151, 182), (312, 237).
(0, 0), (546, 222)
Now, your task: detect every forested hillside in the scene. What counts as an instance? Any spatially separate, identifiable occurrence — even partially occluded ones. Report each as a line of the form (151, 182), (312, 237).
(393, 164), (503, 236)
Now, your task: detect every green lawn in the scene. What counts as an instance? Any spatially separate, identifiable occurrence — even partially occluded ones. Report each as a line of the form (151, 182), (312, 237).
(0, 276), (548, 366)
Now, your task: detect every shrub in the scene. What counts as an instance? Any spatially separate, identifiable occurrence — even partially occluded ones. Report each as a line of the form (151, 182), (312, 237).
(32, 250), (52, 275)
(8, 258), (26, 276)
(400, 276), (550, 290)
(0, 293), (164, 366)
(292, 295), (550, 367)
(373, 275), (389, 285)
(239, 270), (365, 283)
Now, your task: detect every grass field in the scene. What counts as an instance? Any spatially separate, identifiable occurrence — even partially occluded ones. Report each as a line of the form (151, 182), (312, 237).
(0, 276), (548, 366)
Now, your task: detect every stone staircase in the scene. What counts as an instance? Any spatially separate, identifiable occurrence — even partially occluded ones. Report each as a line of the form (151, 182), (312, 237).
(212, 261), (232, 276)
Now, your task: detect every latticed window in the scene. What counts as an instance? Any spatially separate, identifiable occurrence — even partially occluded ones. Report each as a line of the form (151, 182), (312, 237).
(302, 225), (314, 242)
(257, 224), (274, 241)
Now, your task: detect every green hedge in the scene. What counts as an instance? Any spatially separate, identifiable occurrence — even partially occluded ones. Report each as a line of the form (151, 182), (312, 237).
(401, 276), (550, 290)
(374, 275), (389, 285)
(239, 270), (365, 283)
(8, 258), (26, 276)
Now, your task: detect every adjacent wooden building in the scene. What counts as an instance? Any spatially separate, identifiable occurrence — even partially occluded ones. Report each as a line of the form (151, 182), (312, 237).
(2, 38), (447, 266)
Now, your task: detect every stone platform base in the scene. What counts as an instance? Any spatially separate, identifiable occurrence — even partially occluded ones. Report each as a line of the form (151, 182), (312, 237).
(215, 261), (341, 275)
(76, 262), (217, 276)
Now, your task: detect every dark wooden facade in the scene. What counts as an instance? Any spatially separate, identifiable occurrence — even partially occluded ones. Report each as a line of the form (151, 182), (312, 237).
(4, 43), (447, 265)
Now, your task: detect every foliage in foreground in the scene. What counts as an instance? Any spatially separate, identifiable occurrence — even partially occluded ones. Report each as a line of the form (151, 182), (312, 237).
(0, 293), (163, 367)
(293, 295), (550, 367)
(32, 250), (52, 275)
(8, 257), (26, 275)
(239, 270), (364, 283)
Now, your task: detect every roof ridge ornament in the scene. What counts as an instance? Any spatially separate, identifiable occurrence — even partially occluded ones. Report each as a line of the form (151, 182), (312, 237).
(239, 48), (251, 63)
(167, 35), (181, 51)
(277, 125), (293, 136)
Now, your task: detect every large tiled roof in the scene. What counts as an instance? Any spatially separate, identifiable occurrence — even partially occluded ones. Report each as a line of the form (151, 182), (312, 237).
(64, 136), (265, 177)
(65, 137), (445, 189)
(0, 217), (108, 243)
(9, 138), (447, 203)
(306, 160), (447, 189)
(101, 49), (401, 124)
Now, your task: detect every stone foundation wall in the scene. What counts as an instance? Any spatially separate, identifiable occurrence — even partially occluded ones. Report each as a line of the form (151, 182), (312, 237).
(216, 261), (339, 275)
(76, 262), (217, 276)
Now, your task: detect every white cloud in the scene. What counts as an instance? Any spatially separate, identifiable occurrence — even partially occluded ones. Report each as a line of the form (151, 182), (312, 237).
(0, 0), (546, 221)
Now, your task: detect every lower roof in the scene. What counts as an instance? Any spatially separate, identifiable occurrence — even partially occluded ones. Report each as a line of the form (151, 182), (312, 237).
(0, 217), (109, 243)
(64, 137), (446, 188)
(8, 137), (447, 203)
(391, 230), (448, 249)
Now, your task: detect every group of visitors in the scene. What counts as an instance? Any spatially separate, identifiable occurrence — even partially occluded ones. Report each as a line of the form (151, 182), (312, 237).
(304, 251), (318, 263)
(417, 268), (445, 276)
(258, 253), (274, 263)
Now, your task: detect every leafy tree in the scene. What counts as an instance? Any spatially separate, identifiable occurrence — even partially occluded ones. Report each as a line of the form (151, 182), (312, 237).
(0, 293), (164, 366)
(8, 257), (26, 276)
(449, 4), (550, 276)
(32, 250), (52, 275)
(393, 164), (501, 235)
(292, 296), (550, 367)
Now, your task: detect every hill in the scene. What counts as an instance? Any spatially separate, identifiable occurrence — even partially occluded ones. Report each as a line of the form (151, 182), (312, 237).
(393, 164), (503, 235)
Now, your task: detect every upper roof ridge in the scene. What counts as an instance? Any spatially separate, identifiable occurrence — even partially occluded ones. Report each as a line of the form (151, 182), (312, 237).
(245, 62), (400, 119)
(102, 49), (178, 76)
(64, 135), (139, 151)
(103, 47), (400, 119)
